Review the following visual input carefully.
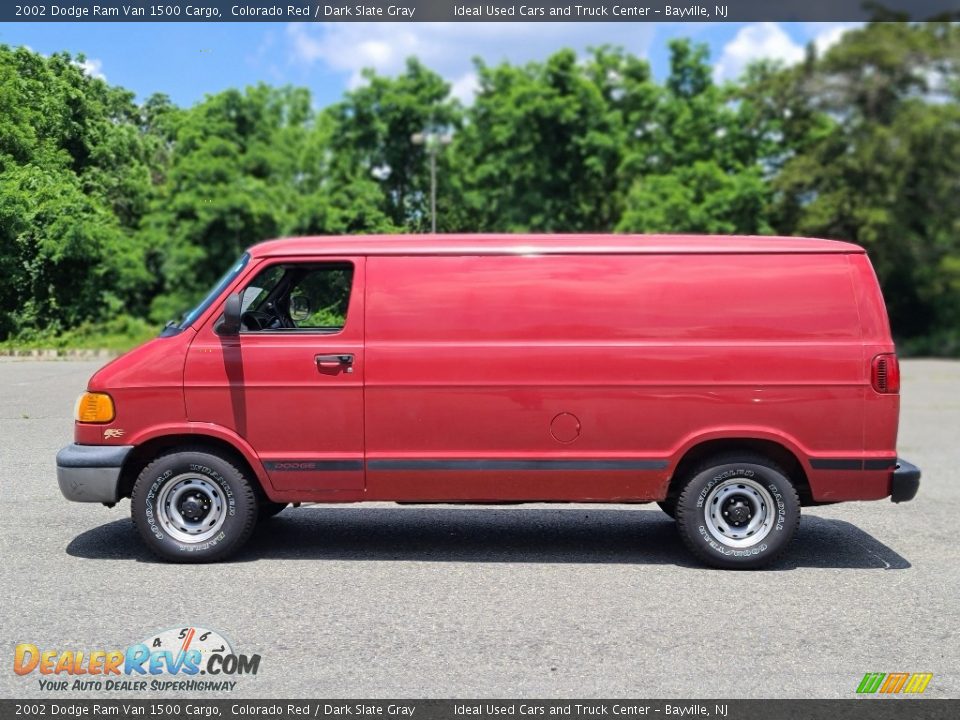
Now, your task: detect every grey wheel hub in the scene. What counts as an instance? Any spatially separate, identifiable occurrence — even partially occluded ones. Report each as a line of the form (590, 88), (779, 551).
(703, 476), (775, 549)
(155, 474), (227, 544)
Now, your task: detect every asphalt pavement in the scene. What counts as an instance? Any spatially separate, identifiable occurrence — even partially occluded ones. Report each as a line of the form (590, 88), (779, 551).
(1, 358), (957, 698)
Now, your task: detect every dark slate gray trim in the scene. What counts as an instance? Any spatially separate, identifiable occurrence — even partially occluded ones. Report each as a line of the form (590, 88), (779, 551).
(809, 458), (896, 471)
(256, 456), (898, 473)
(263, 460), (363, 472)
(56, 443), (133, 469)
(864, 459), (898, 471)
(367, 458), (669, 472)
(809, 458), (863, 470)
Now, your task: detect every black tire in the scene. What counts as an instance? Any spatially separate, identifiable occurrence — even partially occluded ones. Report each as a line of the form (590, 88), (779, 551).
(259, 501), (288, 520)
(131, 448), (259, 562)
(657, 499), (677, 519)
(675, 453), (800, 569)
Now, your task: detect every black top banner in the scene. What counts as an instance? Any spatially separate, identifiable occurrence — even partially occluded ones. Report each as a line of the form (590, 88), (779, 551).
(3, 0), (960, 23)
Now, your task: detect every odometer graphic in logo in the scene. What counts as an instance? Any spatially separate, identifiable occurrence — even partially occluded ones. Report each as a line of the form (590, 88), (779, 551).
(142, 626), (234, 675)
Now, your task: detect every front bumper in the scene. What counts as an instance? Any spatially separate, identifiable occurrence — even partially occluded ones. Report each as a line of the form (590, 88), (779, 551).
(56, 444), (133, 503)
(891, 458), (921, 503)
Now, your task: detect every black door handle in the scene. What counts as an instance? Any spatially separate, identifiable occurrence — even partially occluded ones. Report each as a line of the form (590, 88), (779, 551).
(315, 354), (354, 367)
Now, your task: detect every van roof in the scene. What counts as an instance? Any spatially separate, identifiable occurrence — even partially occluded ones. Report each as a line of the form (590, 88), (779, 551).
(249, 233), (864, 258)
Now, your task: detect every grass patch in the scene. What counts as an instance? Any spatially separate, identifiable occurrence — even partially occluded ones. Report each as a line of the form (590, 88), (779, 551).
(0, 316), (158, 354)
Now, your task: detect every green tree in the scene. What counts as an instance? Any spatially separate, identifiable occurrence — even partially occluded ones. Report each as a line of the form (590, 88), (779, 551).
(323, 59), (460, 231)
(288, 107), (397, 236)
(0, 46), (153, 340)
(139, 82), (402, 323)
(139, 85), (312, 321)
(618, 40), (774, 234)
(769, 22), (960, 347)
(2, 27), (959, 354)
(453, 48), (640, 232)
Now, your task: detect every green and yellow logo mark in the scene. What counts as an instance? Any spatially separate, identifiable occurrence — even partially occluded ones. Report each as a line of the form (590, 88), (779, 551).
(857, 672), (933, 694)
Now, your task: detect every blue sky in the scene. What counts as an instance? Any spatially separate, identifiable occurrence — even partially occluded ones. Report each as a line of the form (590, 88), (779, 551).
(2, 22), (857, 108)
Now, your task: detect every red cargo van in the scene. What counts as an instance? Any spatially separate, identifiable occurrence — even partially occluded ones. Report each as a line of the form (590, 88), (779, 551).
(57, 234), (920, 568)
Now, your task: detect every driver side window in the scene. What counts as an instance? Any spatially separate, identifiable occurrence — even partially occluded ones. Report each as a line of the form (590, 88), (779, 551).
(240, 266), (284, 314)
(239, 262), (354, 333)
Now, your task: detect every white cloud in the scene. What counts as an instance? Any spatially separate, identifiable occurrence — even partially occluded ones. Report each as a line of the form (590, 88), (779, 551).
(449, 71), (480, 104)
(714, 22), (860, 81)
(287, 23), (325, 64)
(16, 45), (107, 82)
(76, 57), (106, 81)
(714, 22), (804, 81)
(286, 22), (657, 100)
(810, 22), (859, 55)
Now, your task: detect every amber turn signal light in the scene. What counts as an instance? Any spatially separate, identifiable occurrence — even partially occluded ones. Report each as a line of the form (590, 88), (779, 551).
(74, 392), (115, 423)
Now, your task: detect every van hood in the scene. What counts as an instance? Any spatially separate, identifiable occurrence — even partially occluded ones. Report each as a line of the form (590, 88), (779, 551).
(88, 329), (195, 392)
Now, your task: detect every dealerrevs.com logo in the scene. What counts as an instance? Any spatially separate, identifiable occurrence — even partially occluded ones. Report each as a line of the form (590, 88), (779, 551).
(14, 626), (260, 693)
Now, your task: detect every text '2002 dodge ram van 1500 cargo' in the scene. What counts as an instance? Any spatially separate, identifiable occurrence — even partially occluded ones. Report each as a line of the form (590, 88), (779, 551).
(57, 234), (921, 568)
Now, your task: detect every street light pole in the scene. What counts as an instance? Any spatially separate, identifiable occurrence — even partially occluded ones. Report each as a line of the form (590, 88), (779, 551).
(411, 130), (452, 234)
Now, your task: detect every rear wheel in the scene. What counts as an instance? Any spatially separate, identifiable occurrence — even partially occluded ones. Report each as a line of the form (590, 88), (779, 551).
(131, 448), (258, 562)
(674, 453), (800, 569)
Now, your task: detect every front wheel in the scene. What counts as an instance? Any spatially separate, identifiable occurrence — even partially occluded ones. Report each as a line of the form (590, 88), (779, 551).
(131, 448), (259, 562)
(675, 453), (800, 569)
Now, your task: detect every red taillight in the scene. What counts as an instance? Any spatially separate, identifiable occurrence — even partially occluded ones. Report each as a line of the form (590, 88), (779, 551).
(871, 353), (900, 394)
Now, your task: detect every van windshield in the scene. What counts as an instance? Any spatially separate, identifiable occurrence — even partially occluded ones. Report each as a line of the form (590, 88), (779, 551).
(165, 253), (250, 334)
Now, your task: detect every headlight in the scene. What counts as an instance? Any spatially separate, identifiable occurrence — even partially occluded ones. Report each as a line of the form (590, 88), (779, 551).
(74, 392), (115, 423)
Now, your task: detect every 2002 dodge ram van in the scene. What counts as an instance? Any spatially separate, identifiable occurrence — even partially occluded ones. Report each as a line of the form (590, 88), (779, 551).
(57, 234), (921, 568)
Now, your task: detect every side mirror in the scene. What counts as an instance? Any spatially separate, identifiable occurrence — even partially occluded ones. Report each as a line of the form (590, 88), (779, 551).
(289, 291), (311, 323)
(219, 293), (242, 336)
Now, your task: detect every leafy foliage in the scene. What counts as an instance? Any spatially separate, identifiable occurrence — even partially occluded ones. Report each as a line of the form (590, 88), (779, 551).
(1, 23), (959, 353)
(0, 47), (153, 339)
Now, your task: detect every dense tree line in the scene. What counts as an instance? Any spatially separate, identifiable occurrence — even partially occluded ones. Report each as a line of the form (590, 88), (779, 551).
(1, 23), (959, 352)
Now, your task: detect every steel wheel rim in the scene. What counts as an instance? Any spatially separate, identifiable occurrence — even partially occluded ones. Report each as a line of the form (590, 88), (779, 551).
(155, 474), (226, 544)
(703, 476), (775, 548)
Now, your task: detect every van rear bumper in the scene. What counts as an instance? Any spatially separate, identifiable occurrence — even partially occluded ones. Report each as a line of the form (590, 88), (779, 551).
(891, 458), (921, 503)
(56, 444), (133, 504)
